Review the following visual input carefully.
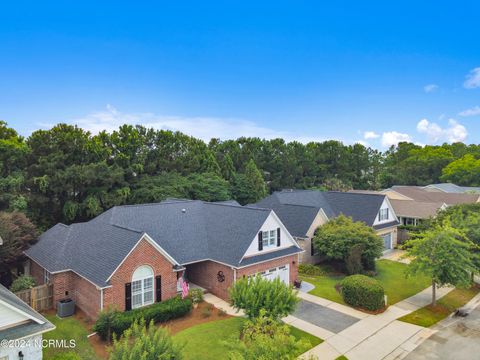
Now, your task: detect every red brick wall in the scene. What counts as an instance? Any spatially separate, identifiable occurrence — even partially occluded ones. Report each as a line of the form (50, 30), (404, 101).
(103, 238), (178, 312)
(186, 254), (299, 301)
(237, 254), (299, 285)
(30, 259), (45, 286)
(186, 261), (234, 300)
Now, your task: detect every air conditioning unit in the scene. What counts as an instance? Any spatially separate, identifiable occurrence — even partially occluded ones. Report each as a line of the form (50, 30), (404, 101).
(57, 298), (75, 317)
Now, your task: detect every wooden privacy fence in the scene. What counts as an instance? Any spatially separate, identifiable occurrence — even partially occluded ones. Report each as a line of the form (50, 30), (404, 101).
(15, 283), (53, 311)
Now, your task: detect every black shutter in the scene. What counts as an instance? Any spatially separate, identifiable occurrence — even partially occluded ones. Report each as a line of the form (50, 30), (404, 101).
(156, 275), (162, 302)
(277, 228), (281, 247)
(258, 232), (263, 251)
(125, 282), (132, 311)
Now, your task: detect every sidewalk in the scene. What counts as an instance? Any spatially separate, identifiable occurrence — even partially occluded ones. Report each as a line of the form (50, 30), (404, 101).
(300, 285), (454, 360)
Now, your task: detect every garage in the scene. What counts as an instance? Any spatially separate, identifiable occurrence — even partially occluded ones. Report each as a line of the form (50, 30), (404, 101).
(381, 233), (392, 250)
(259, 264), (289, 285)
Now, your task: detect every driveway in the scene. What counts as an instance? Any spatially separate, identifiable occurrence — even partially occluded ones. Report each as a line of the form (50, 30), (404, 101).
(293, 299), (360, 333)
(406, 305), (480, 360)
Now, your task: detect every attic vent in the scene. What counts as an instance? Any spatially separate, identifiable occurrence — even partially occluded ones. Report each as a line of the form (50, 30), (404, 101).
(181, 208), (186, 213)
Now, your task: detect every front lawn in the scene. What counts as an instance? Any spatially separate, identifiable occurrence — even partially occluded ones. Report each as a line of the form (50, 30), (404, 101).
(174, 317), (322, 360)
(43, 314), (100, 360)
(299, 260), (431, 306)
(398, 285), (480, 327)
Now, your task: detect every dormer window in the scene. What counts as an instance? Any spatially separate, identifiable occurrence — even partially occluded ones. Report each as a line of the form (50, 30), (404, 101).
(378, 208), (389, 221)
(262, 230), (277, 248)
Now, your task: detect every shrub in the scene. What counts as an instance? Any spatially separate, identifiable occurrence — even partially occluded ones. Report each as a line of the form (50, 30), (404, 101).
(229, 275), (299, 320)
(10, 275), (36, 292)
(110, 319), (183, 360)
(49, 353), (81, 360)
(201, 307), (212, 318)
(340, 275), (385, 311)
(94, 296), (192, 341)
(298, 263), (323, 276)
(189, 288), (204, 304)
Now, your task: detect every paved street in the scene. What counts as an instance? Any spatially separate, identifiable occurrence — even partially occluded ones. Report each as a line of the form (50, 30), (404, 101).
(406, 298), (480, 360)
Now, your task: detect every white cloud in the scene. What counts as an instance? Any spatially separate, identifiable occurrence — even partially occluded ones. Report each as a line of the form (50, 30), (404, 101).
(363, 131), (380, 139)
(464, 67), (480, 89)
(459, 106), (480, 117)
(416, 118), (467, 143)
(355, 140), (370, 147)
(423, 84), (438, 93)
(381, 131), (412, 147)
(46, 105), (328, 144)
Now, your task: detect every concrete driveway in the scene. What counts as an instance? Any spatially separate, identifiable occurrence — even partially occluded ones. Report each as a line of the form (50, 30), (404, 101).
(406, 305), (480, 360)
(293, 299), (360, 333)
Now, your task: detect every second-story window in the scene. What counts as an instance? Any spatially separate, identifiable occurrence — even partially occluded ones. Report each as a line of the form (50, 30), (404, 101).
(378, 208), (389, 221)
(262, 230), (277, 248)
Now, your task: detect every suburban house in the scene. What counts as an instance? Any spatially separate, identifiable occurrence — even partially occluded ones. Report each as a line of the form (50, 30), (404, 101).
(253, 190), (399, 264)
(0, 284), (55, 360)
(380, 185), (480, 226)
(24, 200), (303, 319)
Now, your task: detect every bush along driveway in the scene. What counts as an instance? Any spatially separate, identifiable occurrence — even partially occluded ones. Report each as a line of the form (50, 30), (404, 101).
(299, 259), (431, 308)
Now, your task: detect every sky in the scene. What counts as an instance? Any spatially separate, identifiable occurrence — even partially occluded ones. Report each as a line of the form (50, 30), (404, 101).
(0, 1), (479, 148)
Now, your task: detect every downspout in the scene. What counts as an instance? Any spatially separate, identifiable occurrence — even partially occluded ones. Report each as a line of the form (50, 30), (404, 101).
(232, 267), (237, 283)
(100, 288), (104, 311)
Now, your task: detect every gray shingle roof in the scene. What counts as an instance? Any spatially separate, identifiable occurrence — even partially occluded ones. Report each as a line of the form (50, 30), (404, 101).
(26, 200), (297, 288)
(238, 246), (302, 267)
(426, 183), (480, 194)
(0, 284), (55, 340)
(255, 190), (389, 233)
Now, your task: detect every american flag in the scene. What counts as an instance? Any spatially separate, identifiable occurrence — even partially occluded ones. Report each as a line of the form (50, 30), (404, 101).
(181, 274), (189, 299)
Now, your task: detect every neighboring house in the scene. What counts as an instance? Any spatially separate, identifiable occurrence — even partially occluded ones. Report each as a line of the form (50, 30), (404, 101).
(424, 183), (480, 194)
(24, 200), (303, 319)
(253, 190), (399, 264)
(380, 185), (480, 226)
(0, 284), (55, 360)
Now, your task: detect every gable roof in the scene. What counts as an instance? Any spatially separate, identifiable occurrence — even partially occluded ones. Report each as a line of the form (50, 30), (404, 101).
(425, 183), (480, 194)
(390, 186), (480, 205)
(254, 190), (396, 236)
(389, 199), (445, 219)
(0, 284), (55, 340)
(26, 200), (301, 288)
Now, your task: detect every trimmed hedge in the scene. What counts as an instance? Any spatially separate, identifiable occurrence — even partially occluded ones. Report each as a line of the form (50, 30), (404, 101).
(94, 296), (192, 340)
(298, 263), (323, 276)
(340, 274), (385, 311)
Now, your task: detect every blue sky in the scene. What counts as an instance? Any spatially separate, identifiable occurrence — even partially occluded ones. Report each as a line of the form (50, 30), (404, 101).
(1, 1), (479, 148)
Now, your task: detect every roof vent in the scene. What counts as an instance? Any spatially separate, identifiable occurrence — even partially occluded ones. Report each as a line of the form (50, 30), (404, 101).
(181, 208), (186, 214)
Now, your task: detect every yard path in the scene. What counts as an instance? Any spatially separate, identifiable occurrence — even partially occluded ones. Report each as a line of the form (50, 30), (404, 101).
(299, 284), (455, 360)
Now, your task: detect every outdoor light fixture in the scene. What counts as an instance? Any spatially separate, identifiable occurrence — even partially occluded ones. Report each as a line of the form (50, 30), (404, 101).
(18, 351), (24, 360)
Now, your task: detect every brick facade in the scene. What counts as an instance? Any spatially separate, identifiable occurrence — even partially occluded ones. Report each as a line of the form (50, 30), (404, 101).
(187, 254), (299, 301)
(237, 254), (299, 286)
(103, 238), (178, 312)
(30, 259), (45, 285)
(186, 261), (234, 300)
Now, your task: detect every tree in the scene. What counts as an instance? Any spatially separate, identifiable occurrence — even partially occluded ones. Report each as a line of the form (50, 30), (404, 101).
(227, 310), (312, 360)
(440, 154), (480, 186)
(405, 224), (478, 306)
(109, 319), (183, 360)
(229, 275), (299, 320)
(0, 212), (37, 273)
(313, 215), (384, 273)
(232, 159), (267, 205)
(187, 173), (231, 201)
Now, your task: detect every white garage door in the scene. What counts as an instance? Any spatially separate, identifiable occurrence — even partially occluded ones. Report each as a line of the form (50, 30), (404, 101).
(260, 264), (289, 285)
(381, 233), (392, 250)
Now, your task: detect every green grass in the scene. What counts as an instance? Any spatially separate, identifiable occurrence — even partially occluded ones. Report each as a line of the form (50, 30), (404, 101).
(174, 317), (322, 360)
(335, 356), (349, 360)
(43, 314), (100, 360)
(299, 260), (431, 306)
(399, 286), (480, 327)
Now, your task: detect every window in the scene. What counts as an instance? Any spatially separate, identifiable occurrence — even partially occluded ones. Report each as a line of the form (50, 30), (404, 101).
(131, 265), (154, 309)
(378, 208), (389, 221)
(262, 230), (277, 248)
(44, 269), (50, 284)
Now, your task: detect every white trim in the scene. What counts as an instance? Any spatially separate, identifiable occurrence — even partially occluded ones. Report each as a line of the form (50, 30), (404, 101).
(0, 299), (44, 325)
(180, 258), (238, 268)
(105, 233), (180, 282)
(384, 197), (400, 223)
(236, 251), (303, 269)
(4, 326), (56, 342)
(100, 288), (104, 311)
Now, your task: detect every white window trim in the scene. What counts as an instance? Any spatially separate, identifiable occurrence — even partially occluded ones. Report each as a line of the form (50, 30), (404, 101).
(379, 208), (389, 221)
(262, 230), (277, 249)
(131, 266), (154, 309)
(44, 269), (50, 284)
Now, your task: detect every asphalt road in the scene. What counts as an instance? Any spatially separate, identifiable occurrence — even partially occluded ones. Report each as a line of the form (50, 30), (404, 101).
(406, 304), (480, 360)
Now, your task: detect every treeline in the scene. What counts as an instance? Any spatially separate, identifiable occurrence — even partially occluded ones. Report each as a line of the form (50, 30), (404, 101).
(1, 121), (479, 229)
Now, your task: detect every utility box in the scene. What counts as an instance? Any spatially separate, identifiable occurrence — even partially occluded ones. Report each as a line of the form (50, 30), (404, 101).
(57, 298), (75, 317)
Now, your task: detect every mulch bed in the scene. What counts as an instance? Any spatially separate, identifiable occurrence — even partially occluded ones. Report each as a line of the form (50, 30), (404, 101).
(88, 301), (231, 359)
